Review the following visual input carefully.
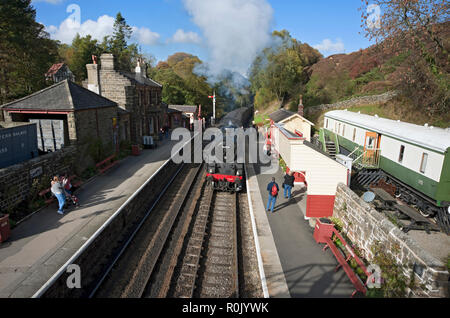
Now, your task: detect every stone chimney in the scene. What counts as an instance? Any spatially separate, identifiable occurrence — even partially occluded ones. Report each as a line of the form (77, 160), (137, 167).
(100, 53), (115, 71)
(298, 95), (304, 117)
(135, 58), (147, 78)
(86, 55), (101, 95)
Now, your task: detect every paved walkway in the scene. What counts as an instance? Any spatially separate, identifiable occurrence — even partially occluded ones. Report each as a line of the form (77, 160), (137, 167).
(0, 139), (177, 298)
(249, 160), (356, 298)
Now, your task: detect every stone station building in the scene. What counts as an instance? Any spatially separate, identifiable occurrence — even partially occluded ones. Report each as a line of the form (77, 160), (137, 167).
(85, 54), (166, 144)
(0, 79), (123, 155)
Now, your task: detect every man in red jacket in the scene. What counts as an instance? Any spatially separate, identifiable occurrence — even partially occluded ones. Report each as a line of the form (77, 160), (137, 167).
(266, 177), (279, 213)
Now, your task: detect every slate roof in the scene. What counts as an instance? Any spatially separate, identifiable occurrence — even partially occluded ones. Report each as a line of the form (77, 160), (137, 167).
(169, 105), (198, 114)
(1, 80), (117, 111)
(120, 72), (162, 88)
(269, 109), (296, 123)
(167, 108), (182, 114)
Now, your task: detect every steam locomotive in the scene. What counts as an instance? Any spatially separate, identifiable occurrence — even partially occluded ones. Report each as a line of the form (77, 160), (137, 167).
(206, 107), (253, 192)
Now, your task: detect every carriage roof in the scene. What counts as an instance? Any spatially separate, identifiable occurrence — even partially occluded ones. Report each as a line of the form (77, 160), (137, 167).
(325, 110), (450, 153)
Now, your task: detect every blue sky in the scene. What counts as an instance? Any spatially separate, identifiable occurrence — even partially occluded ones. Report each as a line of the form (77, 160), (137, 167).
(32, 0), (374, 69)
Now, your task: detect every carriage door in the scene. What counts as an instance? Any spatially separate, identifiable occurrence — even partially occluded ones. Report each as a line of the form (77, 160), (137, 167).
(364, 132), (379, 160)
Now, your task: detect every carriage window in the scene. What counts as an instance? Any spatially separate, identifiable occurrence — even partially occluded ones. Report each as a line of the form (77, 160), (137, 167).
(399, 145), (405, 163)
(366, 137), (375, 150)
(326, 119), (329, 129)
(353, 128), (357, 142)
(420, 153), (428, 174)
(335, 123), (338, 133)
(342, 125), (346, 137)
(338, 123), (341, 135)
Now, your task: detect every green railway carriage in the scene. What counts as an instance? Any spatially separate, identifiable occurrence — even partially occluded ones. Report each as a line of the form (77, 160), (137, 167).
(321, 110), (450, 218)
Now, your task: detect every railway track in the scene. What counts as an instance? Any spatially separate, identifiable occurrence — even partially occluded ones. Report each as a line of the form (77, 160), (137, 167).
(91, 163), (251, 298)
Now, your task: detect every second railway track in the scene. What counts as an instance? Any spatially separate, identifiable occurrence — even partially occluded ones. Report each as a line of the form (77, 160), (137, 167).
(91, 162), (259, 298)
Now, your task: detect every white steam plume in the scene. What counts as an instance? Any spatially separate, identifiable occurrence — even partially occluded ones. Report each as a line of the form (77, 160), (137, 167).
(182, 0), (274, 84)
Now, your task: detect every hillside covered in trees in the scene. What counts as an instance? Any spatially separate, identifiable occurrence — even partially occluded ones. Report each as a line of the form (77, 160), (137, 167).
(1, 0), (448, 126)
(250, 0), (449, 127)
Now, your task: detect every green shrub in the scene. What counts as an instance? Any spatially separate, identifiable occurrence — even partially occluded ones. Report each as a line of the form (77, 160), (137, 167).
(370, 242), (414, 298)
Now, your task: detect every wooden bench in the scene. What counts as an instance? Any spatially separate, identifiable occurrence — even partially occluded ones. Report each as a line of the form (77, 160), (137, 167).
(322, 229), (370, 297)
(96, 155), (119, 174)
(395, 204), (440, 234)
(38, 175), (83, 206)
(39, 188), (56, 206)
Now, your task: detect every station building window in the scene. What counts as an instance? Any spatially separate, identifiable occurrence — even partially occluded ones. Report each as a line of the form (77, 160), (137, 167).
(399, 145), (405, 163)
(420, 153), (428, 173)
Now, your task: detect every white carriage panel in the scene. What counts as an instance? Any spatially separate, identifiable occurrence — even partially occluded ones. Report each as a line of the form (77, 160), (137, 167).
(290, 145), (348, 195)
(381, 136), (444, 182)
(324, 116), (367, 148)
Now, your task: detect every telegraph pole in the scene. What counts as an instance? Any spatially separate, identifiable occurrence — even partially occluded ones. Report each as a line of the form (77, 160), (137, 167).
(213, 90), (216, 120)
(209, 90), (216, 125)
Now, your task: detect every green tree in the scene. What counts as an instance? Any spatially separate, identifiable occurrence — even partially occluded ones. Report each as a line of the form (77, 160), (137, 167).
(0, 0), (58, 104)
(101, 12), (139, 71)
(249, 30), (322, 109)
(67, 34), (101, 82)
(360, 0), (449, 114)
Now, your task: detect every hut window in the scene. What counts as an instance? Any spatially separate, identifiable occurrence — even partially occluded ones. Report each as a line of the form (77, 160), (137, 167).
(398, 145), (405, 163)
(353, 128), (356, 142)
(420, 153), (428, 174)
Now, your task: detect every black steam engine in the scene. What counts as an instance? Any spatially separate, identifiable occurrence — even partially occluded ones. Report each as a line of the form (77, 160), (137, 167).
(206, 107), (253, 192)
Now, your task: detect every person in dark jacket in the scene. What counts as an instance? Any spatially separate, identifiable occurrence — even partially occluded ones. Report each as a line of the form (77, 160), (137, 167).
(283, 172), (295, 199)
(266, 177), (280, 213)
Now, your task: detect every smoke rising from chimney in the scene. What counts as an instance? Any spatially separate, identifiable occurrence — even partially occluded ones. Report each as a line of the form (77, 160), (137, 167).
(182, 0), (274, 88)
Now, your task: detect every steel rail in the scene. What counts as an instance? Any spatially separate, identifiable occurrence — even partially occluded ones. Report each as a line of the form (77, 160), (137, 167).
(33, 135), (196, 298)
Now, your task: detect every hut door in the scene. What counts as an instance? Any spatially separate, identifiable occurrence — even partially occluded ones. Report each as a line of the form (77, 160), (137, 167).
(364, 132), (378, 159)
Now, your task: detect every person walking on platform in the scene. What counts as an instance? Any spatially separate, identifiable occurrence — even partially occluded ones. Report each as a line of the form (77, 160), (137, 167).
(283, 171), (295, 200)
(266, 177), (279, 213)
(51, 176), (66, 215)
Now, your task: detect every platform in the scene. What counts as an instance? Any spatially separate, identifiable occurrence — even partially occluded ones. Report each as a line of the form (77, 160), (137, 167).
(247, 155), (356, 297)
(0, 139), (178, 298)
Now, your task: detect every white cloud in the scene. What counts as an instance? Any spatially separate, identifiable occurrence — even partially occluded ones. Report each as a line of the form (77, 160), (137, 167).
(169, 29), (202, 44)
(182, 0), (274, 78)
(46, 15), (160, 46)
(313, 38), (345, 55)
(132, 26), (161, 45)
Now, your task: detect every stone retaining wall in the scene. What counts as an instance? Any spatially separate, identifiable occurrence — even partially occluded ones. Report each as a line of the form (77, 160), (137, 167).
(0, 147), (77, 217)
(333, 183), (449, 298)
(305, 91), (398, 115)
(41, 160), (180, 298)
